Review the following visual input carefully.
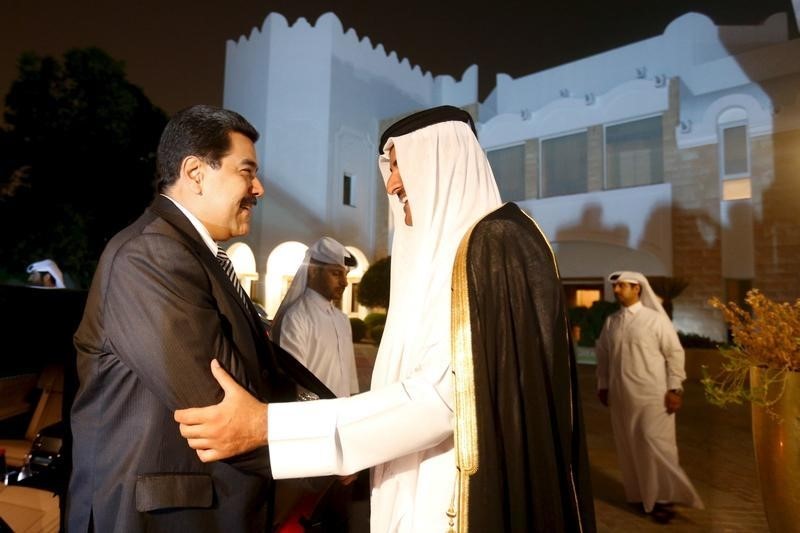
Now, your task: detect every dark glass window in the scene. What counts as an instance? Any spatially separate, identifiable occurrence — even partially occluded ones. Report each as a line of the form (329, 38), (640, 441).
(487, 145), (526, 201)
(605, 115), (663, 189)
(541, 132), (588, 197)
(343, 174), (354, 206)
(722, 125), (748, 177)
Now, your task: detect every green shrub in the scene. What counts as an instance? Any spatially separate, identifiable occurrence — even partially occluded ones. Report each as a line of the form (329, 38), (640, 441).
(358, 257), (391, 308)
(370, 324), (385, 344)
(350, 318), (367, 343)
(678, 331), (720, 349)
(571, 300), (619, 347)
(364, 312), (387, 329)
(568, 306), (589, 327)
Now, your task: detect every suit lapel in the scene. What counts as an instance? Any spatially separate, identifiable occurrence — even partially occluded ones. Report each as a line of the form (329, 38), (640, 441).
(148, 196), (335, 400)
(149, 197), (260, 330)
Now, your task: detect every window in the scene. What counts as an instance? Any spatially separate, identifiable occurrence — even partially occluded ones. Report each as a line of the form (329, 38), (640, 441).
(719, 118), (750, 200)
(722, 178), (752, 201)
(605, 115), (663, 189)
(721, 124), (748, 177)
(487, 145), (525, 201)
(563, 282), (603, 309)
(574, 289), (602, 308)
(540, 132), (587, 197)
(343, 174), (355, 206)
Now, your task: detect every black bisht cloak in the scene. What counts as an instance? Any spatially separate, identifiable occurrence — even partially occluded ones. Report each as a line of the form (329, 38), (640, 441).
(451, 202), (596, 532)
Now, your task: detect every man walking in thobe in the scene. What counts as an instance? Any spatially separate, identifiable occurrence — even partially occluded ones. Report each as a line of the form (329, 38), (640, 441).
(596, 270), (703, 523)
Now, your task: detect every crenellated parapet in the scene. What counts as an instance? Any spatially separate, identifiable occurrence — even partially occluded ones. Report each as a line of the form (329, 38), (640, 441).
(226, 11), (477, 107)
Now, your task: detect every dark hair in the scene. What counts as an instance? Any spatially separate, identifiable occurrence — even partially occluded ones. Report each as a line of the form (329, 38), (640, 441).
(155, 105), (259, 192)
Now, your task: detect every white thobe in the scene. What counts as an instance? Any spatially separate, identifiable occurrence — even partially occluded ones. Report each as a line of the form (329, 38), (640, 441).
(595, 302), (704, 512)
(268, 347), (455, 533)
(269, 117), (500, 532)
(279, 289), (359, 397)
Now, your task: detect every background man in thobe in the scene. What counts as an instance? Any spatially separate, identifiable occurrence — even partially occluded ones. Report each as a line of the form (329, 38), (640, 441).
(270, 237), (363, 531)
(176, 106), (595, 532)
(271, 237), (359, 398)
(595, 270), (703, 523)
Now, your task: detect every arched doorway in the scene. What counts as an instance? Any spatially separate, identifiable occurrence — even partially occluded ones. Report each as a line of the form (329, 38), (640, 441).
(264, 242), (371, 319)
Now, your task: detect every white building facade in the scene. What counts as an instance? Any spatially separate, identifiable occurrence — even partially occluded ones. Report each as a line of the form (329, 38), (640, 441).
(224, 11), (800, 337)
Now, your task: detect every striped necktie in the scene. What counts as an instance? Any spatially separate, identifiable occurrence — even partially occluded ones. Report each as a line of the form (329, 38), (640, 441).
(216, 246), (250, 308)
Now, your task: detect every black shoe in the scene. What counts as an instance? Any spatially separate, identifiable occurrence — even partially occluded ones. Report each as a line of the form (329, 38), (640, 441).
(650, 503), (676, 524)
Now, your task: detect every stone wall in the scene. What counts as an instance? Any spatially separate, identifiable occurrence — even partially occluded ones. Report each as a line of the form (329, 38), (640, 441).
(754, 129), (800, 301)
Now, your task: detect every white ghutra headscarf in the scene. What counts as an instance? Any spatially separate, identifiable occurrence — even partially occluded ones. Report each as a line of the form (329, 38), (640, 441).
(608, 270), (669, 319)
(27, 259), (66, 288)
(270, 236), (356, 344)
(373, 114), (502, 389)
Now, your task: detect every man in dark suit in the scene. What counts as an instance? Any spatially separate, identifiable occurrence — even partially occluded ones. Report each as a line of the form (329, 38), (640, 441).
(67, 105), (330, 532)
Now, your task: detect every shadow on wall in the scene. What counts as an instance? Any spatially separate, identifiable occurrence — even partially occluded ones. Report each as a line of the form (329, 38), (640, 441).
(547, 198), (727, 339)
(716, 11), (800, 304)
(554, 203), (631, 248)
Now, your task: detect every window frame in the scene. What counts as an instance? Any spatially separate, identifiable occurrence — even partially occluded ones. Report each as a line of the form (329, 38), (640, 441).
(342, 173), (356, 207)
(602, 113), (664, 190)
(538, 128), (589, 199)
(718, 120), (750, 181)
(485, 142), (527, 202)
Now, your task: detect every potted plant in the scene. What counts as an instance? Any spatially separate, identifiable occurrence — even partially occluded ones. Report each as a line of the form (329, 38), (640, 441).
(702, 289), (800, 533)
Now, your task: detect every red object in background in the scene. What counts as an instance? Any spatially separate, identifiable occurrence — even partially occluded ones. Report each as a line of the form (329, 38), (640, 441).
(275, 491), (323, 533)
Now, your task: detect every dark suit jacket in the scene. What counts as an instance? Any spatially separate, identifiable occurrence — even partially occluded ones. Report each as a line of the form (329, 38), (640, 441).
(67, 195), (331, 532)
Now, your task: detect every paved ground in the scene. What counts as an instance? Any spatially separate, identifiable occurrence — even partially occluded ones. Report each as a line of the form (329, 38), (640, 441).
(356, 343), (769, 531)
(579, 364), (769, 532)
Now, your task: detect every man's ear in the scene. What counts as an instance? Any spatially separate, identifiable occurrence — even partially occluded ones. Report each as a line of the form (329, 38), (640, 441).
(180, 155), (204, 193)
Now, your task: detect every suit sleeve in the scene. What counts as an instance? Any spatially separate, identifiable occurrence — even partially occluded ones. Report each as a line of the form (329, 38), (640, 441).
(103, 234), (268, 473)
(104, 235), (242, 408)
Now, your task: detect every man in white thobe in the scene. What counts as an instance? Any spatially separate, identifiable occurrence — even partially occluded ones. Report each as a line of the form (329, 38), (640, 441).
(176, 106), (501, 532)
(271, 237), (359, 398)
(175, 106), (595, 532)
(596, 270), (703, 523)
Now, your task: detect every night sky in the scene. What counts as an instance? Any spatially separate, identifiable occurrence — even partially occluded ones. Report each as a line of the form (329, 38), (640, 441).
(2, 0), (796, 117)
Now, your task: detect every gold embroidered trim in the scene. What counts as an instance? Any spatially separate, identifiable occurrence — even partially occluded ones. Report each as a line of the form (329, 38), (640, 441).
(450, 224), (479, 533)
